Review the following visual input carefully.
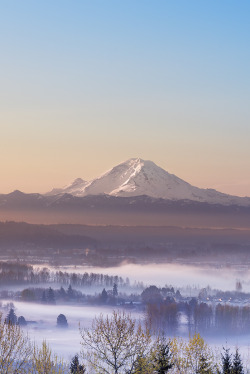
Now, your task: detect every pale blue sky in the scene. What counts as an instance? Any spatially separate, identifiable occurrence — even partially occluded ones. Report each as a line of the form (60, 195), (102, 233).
(0, 1), (249, 195)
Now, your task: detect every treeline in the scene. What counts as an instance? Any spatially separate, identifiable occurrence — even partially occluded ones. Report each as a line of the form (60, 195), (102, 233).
(146, 297), (250, 336)
(0, 261), (135, 288)
(12, 284), (126, 306)
(140, 285), (250, 336)
(187, 301), (250, 335)
(14, 283), (250, 337)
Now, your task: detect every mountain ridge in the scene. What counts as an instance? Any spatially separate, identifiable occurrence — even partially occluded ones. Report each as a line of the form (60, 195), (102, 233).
(46, 158), (250, 207)
(1, 191), (250, 227)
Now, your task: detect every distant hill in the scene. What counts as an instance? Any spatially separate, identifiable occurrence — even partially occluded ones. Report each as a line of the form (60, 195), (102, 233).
(0, 221), (96, 249)
(0, 192), (250, 227)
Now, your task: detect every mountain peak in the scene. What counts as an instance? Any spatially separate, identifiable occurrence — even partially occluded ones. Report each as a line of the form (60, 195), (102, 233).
(9, 190), (25, 196)
(72, 178), (85, 184)
(46, 158), (250, 206)
(126, 157), (156, 167)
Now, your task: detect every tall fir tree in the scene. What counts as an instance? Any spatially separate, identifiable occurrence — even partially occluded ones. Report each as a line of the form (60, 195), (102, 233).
(153, 339), (174, 374)
(5, 308), (17, 325)
(113, 283), (118, 297)
(70, 355), (86, 374)
(101, 288), (108, 303)
(68, 284), (74, 299)
(41, 290), (47, 303)
(47, 287), (55, 304)
(59, 286), (67, 299)
(232, 349), (244, 374)
(221, 347), (232, 374)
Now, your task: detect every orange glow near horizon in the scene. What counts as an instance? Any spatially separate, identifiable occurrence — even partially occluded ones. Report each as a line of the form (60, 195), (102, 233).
(1, 2), (249, 197)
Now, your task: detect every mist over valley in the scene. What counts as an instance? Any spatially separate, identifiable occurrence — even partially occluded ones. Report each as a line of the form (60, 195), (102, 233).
(2, 0), (250, 370)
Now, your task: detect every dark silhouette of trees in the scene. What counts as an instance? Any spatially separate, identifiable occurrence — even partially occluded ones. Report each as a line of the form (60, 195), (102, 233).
(21, 288), (36, 301)
(59, 286), (67, 300)
(232, 348), (244, 374)
(175, 290), (182, 299)
(153, 338), (174, 373)
(70, 355), (86, 373)
(146, 302), (179, 334)
(113, 283), (118, 297)
(236, 280), (242, 292)
(220, 347), (244, 374)
(18, 316), (27, 326)
(47, 287), (55, 304)
(57, 314), (68, 328)
(100, 288), (108, 303)
(141, 286), (163, 304)
(193, 302), (213, 334)
(215, 304), (240, 334)
(0, 260), (129, 291)
(5, 308), (17, 325)
(41, 290), (47, 303)
(68, 285), (74, 299)
(221, 347), (232, 374)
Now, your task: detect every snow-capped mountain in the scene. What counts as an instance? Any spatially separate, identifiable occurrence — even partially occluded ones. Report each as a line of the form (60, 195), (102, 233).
(47, 158), (250, 206)
(48, 178), (88, 196)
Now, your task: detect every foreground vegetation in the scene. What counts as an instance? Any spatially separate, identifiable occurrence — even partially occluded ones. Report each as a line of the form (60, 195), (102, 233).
(0, 310), (247, 374)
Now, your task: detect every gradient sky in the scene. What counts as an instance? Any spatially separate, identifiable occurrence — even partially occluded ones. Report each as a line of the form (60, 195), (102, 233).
(1, 1), (249, 196)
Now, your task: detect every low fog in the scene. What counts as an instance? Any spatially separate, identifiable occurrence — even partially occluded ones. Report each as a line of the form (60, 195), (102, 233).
(47, 262), (249, 293)
(2, 302), (140, 361)
(3, 300), (250, 369)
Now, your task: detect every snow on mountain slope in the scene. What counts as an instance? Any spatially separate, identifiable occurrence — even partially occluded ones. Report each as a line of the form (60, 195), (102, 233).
(47, 178), (88, 196)
(47, 158), (250, 206)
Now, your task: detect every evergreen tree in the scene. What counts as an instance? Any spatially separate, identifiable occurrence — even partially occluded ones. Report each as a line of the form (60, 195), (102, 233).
(41, 290), (47, 303)
(101, 288), (108, 303)
(5, 308), (17, 325)
(153, 339), (174, 373)
(59, 286), (67, 299)
(232, 349), (244, 374)
(221, 347), (232, 374)
(18, 316), (27, 326)
(70, 355), (86, 373)
(175, 290), (182, 299)
(47, 287), (55, 304)
(113, 283), (118, 297)
(68, 284), (74, 299)
(57, 314), (68, 328)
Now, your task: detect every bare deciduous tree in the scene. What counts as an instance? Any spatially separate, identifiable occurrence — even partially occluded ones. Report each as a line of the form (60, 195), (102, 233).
(30, 341), (66, 374)
(0, 314), (32, 373)
(80, 310), (151, 374)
